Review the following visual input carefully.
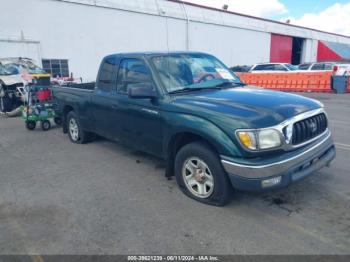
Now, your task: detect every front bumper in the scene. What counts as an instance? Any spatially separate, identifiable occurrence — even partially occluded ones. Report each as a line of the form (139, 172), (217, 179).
(221, 131), (335, 192)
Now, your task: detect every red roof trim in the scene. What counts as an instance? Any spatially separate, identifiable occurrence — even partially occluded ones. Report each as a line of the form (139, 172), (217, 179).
(168, 0), (350, 39)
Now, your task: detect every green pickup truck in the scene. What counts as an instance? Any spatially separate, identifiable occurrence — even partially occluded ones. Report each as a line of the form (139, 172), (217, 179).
(53, 52), (335, 206)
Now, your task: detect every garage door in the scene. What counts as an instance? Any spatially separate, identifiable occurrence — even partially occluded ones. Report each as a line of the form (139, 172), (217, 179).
(0, 40), (42, 65)
(270, 34), (293, 63)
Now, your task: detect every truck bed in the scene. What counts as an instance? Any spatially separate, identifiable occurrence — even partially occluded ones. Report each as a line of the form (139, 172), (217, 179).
(52, 83), (96, 131)
(59, 82), (96, 90)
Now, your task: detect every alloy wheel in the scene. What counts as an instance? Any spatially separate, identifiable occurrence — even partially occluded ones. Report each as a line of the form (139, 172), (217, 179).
(182, 157), (214, 198)
(69, 118), (79, 141)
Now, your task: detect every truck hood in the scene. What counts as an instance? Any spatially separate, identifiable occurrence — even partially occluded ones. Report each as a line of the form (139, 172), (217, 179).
(167, 86), (322, 129)
(0, 74), (23, 85)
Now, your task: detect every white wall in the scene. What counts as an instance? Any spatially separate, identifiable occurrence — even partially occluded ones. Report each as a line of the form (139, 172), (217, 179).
(1, 0), (175, 81)
(1, 0), (349, 81)
(0, 0), (270, 81)
(0, 40), (42, 64)
(301, 39), (318, 63)
(189, 22), (270, 66)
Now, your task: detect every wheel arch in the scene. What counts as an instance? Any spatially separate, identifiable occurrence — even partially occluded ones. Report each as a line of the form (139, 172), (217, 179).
(162, 113), (242, 177)
(165, 131), (230, 178)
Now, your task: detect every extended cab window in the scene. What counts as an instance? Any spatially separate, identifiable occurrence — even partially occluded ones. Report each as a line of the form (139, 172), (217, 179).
(98, 57), (117, 92)
(117, 59), (152, 94)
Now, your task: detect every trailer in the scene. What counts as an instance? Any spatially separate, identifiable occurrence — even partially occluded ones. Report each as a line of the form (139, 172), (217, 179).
(0, 58), (51, 113)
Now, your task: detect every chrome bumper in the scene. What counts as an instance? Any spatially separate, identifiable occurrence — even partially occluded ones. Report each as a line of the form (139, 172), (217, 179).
(221, 131), (334, 179)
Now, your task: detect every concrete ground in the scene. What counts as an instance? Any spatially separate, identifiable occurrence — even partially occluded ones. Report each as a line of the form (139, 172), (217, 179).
(0, 93), (349, 255)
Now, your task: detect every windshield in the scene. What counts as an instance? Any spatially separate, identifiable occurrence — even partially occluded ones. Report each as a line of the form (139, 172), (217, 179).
(0, 64), (13, 75)
(285, 64), (298, 71)
(3, 62), (47, 74)
(151, 53), (242, 93)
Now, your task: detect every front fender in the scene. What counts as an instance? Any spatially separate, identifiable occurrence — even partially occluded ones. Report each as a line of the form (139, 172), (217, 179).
(162, 112), (242, 158)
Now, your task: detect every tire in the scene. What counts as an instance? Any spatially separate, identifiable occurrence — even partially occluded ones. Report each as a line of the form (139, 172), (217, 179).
(0, 96), (12, 113)
(54, 117), (62, 126)
(0, 82), (4, 98)
(25, 120), (36, 130)
(0, 83), (12, 113)
(174, 141), (232, 206)
(41, 120), (51, 131)
(66, 111), (92, 144)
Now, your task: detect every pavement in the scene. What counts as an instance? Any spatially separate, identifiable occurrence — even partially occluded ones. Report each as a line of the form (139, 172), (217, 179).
(0, 93), (349, 255)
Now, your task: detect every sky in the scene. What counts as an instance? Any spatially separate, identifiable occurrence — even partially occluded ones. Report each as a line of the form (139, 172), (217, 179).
(185, 0), (350, 36)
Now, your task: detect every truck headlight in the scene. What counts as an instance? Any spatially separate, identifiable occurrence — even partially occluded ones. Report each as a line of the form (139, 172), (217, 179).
(258, 129), (282, 149)
(236, 129), (282, 151)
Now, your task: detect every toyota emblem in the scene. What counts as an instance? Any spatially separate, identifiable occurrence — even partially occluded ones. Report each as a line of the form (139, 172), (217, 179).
(309, 121), (317, 133)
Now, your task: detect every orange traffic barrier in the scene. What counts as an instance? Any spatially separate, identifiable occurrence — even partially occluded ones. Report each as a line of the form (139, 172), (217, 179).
(237, 72), (334, 93)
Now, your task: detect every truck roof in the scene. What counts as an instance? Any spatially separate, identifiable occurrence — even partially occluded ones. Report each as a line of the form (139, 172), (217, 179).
(105, 51), (211, 57)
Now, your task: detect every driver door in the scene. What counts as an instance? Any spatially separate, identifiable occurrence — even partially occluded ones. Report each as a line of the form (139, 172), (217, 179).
(114, 58), (163, 156)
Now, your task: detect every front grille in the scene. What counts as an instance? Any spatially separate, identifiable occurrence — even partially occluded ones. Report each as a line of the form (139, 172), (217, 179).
(292, 113), (327, 145)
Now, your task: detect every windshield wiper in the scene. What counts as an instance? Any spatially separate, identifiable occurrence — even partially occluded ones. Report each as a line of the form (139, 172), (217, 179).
(213, 81), (246, 88)
(168, 86), (222, 94)
(168, 80), (246, 94)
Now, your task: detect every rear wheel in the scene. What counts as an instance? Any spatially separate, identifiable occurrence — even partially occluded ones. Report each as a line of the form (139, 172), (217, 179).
(0, 83), (11, 113)
(174, 141), (232, 206)
(67, 111), (92, 144)
(41, 120), (51, 131)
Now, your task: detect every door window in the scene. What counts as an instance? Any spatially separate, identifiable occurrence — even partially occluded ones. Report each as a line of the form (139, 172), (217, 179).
(311, 63), (324, 70)
(274, 64), (288, 71)
(253, 64), (271, 71)
(298, 64), (311, 70)
(324, 63), (334, 70)
(117, 59), (152, 94)
(98, 57), (117, 92)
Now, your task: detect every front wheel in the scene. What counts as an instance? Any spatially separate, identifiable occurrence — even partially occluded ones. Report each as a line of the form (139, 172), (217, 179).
(25, 120), (36, 130)
(0, 96), (12, 113)
(174, 141), (232, 206)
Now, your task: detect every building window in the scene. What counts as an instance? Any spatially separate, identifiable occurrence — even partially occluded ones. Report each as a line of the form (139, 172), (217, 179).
(42, 59), (69, 77)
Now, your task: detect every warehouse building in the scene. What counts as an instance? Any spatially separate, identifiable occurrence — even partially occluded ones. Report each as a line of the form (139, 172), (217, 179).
(1, 0), (350, 81)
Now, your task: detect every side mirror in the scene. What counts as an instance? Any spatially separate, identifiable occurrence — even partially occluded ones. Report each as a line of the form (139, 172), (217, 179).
(128, 82), (157, 99)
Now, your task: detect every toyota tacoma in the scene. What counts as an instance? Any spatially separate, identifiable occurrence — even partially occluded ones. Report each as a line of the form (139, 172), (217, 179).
(53, 52), (335, 206)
